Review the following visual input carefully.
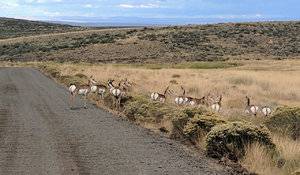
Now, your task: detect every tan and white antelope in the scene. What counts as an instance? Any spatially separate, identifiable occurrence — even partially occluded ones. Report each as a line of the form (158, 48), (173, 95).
(244, 96), (259, 116)
(69, 78), (94, 109)
(108, 79), (127, 109)
(261, 106), (272, 117)
(186, 96), (206, 107)
(120, 78), (133, 91)
(150, 86), (170, 103)
(89, 76), (107, 99)
(211, 95), (222, 113)
(174, 86), (188, 105)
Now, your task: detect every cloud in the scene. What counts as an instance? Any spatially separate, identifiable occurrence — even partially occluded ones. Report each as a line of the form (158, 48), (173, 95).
(0, 1), (19, 9)
(25, 0), (62, 3)
(118, 3), (160, 9)
(84, 4), (93, 8)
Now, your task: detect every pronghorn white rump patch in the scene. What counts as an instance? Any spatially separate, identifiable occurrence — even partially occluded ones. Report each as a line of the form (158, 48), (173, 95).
(90, 85), (98, 93)
(262, 107), (271, 116)
(211, 104), (221, 112)
(189, 101), (196, 106)
(112, 89), (121, 97)
(250, 106), (259, 114)
(78, 89), (89, 95)
(184, 97), (189, 104)
(69, 85), (76, 93)
(175, 97), (184, 105)
(151, 92), (159, 100)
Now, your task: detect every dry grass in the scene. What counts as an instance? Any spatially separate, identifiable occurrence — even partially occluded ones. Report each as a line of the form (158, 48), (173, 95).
(51, 59), (300, 118)
(241, 135), (300, 175)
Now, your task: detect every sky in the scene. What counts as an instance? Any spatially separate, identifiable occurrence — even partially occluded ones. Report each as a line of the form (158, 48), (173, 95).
(0, 0), (299, 24)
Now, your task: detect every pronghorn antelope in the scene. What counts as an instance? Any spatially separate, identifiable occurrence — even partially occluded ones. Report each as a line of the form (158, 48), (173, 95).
(108, 79), (126, 109)
(211, 95), (222, 113)
(69, 78), (94, 109)
(186, 96), (206, 107)
(261, 106), (272, 117)
(245, 96), (259, 116)
(120, 78), (133, 91)
(150, 86), (170, 103)
(174, 86), (188, 105)
(89, 76), (107, 99)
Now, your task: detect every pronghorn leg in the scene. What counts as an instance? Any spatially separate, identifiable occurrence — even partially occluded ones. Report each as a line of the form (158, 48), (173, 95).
(84, 94), (88, 109)
(70, 93), (75, 109)
(118, 97), (121, 110)
(112, 97), (116, 109)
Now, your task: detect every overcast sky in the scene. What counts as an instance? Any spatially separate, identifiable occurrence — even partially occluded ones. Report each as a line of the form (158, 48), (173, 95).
(1, 0), (299, 23)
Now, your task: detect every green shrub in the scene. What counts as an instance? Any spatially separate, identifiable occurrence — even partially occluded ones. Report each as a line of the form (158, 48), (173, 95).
(169, 111), (189, 139)
(182, 107), (207, 118)
(264, 106), (300, 140)
(170, 107), (208, 139)
(124, 96), (172, 122)
(183, 113), (226, 141)
(206, 121), (276, 161)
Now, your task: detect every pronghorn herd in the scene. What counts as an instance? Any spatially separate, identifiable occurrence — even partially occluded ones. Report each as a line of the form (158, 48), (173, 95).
(150, 86), (272, 116)
(69, 76), (272, 116)
(69, 76), (132, 109)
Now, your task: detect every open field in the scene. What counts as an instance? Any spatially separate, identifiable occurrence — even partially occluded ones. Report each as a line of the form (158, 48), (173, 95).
(1, 18), (299, 63)
(37, 60), (300, 112)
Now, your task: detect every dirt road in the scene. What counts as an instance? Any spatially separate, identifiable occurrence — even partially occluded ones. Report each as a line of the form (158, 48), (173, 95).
(0, 67), (230, 175)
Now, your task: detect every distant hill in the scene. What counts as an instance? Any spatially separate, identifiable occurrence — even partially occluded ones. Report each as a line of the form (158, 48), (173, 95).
(0, 17), (85, 39)
(0, 19), (299, 63)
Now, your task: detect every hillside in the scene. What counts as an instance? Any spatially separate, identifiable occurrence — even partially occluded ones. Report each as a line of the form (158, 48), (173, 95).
(0, 19), (299, 63)
(0, 17), (85, 39)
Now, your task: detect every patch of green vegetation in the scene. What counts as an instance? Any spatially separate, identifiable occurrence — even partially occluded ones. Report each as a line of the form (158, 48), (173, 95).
(112, 61), (241, 70)
(169, 107), (208, 139)
(264, 106), (300, 140)
(183, 113), (227, 141)
(124, 95), (174, 122)
(0, 33), (126, 57)
(0, 17), (84, 39)
(172, 62), (241, 69)
(206, 121), (276, 161)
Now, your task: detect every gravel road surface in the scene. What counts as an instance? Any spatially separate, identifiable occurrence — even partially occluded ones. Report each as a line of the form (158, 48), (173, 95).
(0, 67), (231, 175)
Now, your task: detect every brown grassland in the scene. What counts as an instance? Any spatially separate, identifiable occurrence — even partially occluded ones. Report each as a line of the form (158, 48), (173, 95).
(2, 59), (299, 175)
